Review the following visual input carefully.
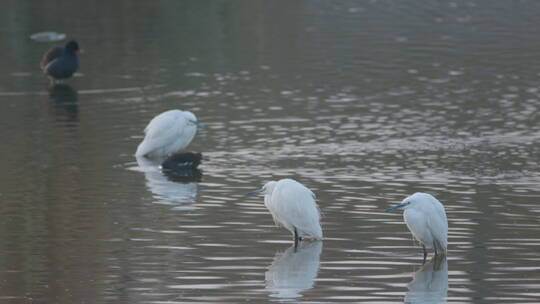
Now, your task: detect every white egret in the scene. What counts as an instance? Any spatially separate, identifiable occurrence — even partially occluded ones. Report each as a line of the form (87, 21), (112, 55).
(386, 192), (448, 262)
(135, 110), (199, 158)
(247, 179), (323, 247)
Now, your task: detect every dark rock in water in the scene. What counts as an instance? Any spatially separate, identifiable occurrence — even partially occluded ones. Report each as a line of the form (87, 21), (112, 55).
(161, 152), (202, 170)
(41, 40), (80, 80)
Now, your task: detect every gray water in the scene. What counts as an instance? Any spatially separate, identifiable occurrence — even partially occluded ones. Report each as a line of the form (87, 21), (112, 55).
(1, 1), (540, 303)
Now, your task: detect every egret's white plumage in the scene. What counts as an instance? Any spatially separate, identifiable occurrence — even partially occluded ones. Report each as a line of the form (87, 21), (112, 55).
(135, 110), (198, 158)
(248, 179), (323, 244)
(386, 192), (448, 260)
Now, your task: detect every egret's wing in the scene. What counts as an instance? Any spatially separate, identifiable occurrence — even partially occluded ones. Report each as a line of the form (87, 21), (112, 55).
(270, 180), (322, 239)
(144, 111), (189, 139)
(404, 208), (431, 246)
(426, 201), (448, 250)
(265, 194), (283, 227)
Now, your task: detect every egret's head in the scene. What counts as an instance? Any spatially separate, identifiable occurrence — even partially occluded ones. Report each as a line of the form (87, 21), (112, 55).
(245, 181), (277, 196)
(386, 192), (433, 212)
(261, 181), (277, 194)
(184, 111), (207, 129)
(184, 111), (197, 123)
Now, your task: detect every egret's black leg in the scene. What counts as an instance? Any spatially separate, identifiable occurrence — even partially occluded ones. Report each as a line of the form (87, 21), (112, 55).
(422, 244), (427, 264)
(434, 243), (439, 256)
(294, 227), (300, 249)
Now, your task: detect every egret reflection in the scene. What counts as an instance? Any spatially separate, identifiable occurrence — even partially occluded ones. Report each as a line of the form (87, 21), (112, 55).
(265, 241), (322, 299)
(135, 156), (200, 209)
(405, 256), (448, 304)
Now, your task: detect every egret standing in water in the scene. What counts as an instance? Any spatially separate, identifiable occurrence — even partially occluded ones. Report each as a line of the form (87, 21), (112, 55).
(136, 110), (199, 158)
(386, 192), (448, 263)
(247, 179), (323, 247)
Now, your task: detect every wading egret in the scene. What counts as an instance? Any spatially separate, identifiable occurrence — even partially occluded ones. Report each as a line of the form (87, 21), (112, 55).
(40, 40), (80, 81)
(386, 192), (448, 262)
(247, 179), (323, 247)
(135, 110), (199, 158)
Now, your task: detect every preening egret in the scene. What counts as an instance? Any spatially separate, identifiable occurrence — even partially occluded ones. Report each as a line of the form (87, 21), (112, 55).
(247, 179), (323, 247)
(386, 192), (448, 262)
(41, 40), (80, 81)
(135, 110), (199, 158)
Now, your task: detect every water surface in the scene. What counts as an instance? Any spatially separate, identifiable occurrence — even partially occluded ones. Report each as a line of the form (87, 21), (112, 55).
(1, 1), (540, 303)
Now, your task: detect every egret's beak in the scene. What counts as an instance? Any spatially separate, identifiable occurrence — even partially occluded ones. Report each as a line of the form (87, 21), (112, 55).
(245, 189), (263, 196)
(78, 49), (85, 54)
(190, 120), (208, 130)
(385, 203), (407, 212)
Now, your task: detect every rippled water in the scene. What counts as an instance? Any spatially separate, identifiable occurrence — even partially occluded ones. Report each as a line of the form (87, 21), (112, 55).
(1, 0), (540, 303)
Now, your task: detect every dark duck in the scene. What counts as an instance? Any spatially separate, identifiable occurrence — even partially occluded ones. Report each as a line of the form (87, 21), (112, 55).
(161, 152), (202, 171)
(40, 40), (80, 82)
(161, 152), (203, 182)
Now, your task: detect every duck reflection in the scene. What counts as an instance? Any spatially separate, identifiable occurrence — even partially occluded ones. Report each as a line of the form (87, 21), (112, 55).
(405, 256), (448, 304)
(135, 156), (200, 209)
(265, 241), (322, 299)
(48, 84), (78, 122)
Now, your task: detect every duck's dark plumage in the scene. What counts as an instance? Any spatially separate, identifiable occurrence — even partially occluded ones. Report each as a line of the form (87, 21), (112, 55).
(161, 152), (202, 170)
(41, 40), (80, 80)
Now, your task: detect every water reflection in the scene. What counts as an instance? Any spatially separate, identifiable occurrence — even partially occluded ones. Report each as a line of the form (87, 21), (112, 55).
(135, 156), (200, 209)
(48, 84), (78, 122)
(405, 256), (448, 304)
(162, 165), (203, 183)
(4, 0), (540, 303)
(265, 241), (322, 299)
